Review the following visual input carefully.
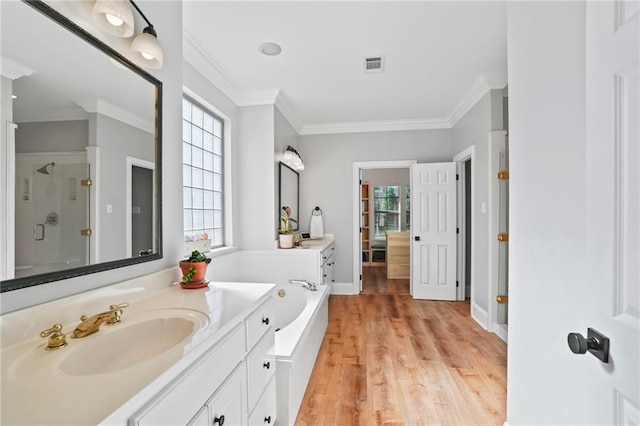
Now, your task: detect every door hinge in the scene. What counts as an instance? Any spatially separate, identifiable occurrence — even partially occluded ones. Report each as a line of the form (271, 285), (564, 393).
(360, 274), (362, 281)
(80, 229), (92, 236)
(456, 281), (459, 288)
(497, 233), (509, 242)
(497, 171), (509, 180)
(81, 179), (93, 187)
(360, 179), (362, 185)
(456, 227), (460, 234)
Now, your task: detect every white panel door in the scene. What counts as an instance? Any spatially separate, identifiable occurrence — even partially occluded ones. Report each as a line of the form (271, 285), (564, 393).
(411, 162), (457, 300)
(583, 1), (639, 422)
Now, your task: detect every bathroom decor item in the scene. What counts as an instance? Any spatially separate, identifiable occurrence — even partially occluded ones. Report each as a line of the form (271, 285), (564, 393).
(179, 250), (211, 289)
(279, 206), (295, 249)
(309, 206), (324, 239)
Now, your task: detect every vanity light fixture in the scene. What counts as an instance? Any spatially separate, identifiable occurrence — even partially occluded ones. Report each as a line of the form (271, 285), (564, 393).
(92, 0), (164, 69)
(283, 146), (304, 171)
(129, 0), (163, 69)
(92, 0), (135, 37)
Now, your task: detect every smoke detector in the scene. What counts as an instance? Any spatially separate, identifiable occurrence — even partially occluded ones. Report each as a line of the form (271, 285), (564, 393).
(363, 56), (385, 74)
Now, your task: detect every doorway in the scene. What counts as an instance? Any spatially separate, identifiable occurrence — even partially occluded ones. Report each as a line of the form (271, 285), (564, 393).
(126, 157), (155, 257)
(454, 146), (475, 304)
(352, 160), (416, 295)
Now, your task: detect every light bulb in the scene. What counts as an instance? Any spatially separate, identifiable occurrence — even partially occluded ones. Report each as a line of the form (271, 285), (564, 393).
(141, 51), (155, 60)
(105, 13), (124, 27)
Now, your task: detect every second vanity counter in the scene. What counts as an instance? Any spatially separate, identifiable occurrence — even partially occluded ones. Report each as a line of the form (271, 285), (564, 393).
(1, 273), (276, 425)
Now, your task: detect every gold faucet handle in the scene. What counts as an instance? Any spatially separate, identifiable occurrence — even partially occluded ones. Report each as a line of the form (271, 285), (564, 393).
(40, 324), (68, 350)
(106, 302), (129, 325)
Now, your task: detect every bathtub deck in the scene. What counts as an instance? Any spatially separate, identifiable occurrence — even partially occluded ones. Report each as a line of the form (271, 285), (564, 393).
(295, 292), (507, 425)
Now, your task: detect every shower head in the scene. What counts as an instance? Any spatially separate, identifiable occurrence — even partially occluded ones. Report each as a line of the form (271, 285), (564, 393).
(36, 162), (55, 175)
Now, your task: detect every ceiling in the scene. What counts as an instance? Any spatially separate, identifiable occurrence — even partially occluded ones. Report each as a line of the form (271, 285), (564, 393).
(183, 1), (508, 134)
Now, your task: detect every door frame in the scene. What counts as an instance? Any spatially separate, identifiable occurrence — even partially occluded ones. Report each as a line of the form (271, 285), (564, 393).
(453, 146), (475, 302)
(351, 160), (417, 295)
(126, 157), (155, 258)
(488, 130), (508, 342)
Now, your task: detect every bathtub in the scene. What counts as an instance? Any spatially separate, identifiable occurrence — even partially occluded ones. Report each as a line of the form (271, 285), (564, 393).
(273, 283), (330, 426)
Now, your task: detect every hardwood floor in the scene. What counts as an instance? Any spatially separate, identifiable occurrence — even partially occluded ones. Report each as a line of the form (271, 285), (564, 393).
(361, 265), (410, 295)
(295, 268), (507, 425)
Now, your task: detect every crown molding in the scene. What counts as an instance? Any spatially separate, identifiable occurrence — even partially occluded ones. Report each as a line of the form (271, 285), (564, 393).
(238, 88), (280, 106)
(183, 31), (243, 105)
(447, 72), (507, 127)
(300, 117), (451, 136)
(14, 107), (88, 123)
(274, 90), (303, 134)
(1, 56), (36, 80)
(75, 98), (154, 134)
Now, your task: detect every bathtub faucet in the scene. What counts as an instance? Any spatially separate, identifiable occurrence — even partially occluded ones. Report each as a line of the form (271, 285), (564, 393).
(289, 279), (317, 291)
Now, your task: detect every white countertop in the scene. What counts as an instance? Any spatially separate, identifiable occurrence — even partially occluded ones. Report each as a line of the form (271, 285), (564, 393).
(1, 275), (275, 425)
(280, 234), (334, 251)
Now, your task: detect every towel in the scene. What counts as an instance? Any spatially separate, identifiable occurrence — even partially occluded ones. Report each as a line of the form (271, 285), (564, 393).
(310, 209), (324, 239)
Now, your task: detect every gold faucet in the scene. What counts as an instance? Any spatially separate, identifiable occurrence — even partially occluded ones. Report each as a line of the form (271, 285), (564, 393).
(72, 303), (129, 338)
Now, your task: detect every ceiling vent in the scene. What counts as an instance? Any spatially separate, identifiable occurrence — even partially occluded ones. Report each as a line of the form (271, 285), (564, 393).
(364, 56), (385, 74)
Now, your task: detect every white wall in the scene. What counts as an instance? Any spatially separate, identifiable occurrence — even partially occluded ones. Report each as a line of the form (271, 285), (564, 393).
(299, 130), (453, 285)
(507, 2), (589, 423)
(1, 1), (184, 313)
(14, 120), (88, 152)
(451, 90), (504, 318)
(237, 104), (275, 249)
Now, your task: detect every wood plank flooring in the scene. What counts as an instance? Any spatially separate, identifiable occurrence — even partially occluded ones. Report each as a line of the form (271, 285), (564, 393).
(295, 267), (507, 426)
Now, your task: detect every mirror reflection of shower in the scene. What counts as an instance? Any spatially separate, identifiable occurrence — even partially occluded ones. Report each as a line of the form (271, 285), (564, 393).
(36, 162), (55, 175)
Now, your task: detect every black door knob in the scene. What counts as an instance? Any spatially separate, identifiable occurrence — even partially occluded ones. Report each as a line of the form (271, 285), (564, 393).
(214, 415), (225, 425)
(567, 328), (610, 363)
(567, 332), (597, 354)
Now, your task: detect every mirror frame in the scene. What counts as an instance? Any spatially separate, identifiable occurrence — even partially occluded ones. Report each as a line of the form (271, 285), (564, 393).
(278, 162), (299, 231)
(1, 0), (163, 293)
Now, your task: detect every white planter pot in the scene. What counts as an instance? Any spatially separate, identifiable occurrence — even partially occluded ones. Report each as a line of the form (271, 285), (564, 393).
(279, 233), (294, 249)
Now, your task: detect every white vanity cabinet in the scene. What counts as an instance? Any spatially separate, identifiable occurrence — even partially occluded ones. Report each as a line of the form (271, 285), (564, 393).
(129, 297), (276, 426)
(321, 243), (335, 285)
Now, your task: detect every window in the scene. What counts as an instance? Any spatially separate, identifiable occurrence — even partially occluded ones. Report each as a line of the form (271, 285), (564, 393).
(182, 96), (224, 248)
(405, 185), (410, 229)
(373, 186), (400, 240)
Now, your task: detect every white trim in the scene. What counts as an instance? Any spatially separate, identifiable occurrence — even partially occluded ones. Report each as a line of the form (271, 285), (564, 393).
(330, 282), (355, 295)
(86, 146), (100, 264)
(183, 32), (243, 104)
(453, 146), (475, 303)
(14, 107), (88, 123)
(494, 323), (508, 343)
(0, 56), (36, 80)
(274, 90), (303, 134)
(75, 98), (154, 134)
(300, 118), (451, 135)
(182, 34), (505, 136)
(471, 302), (489, 330)
(352, 160), (417, 295)
(126, 157), (155, 258)
(447, 72), (508, 127)
(488, 130), (508, 338)
(1, 123), (17, 280)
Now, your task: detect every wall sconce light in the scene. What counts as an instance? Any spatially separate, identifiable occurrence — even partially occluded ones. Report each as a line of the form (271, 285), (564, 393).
(283, 146), (304, 171)
(92, 0), (163, 69)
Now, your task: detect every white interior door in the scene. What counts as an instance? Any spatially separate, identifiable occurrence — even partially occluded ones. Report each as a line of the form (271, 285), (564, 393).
(411, 162), (457, 300)
(583, 1), (639, 422)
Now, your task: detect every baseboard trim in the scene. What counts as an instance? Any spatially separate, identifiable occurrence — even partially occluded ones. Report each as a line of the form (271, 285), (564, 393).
(471, 302), (489, 330)
(494, 323), (508, 343)
(331, 282), (358, 295)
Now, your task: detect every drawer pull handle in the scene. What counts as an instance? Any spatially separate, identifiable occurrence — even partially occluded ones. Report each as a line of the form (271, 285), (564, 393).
(263, 361), (271, 369)
(265, 416), (272, 424)
(262, 317), (270, 325)
(214, 415), (225, 425)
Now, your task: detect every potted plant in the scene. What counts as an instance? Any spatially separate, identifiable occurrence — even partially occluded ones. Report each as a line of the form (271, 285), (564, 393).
(179, 250), (212, 288)
(279, 206), (295, 249)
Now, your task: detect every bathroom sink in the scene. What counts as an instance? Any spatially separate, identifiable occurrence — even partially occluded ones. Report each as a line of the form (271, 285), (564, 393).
(8, 309), (209, 381)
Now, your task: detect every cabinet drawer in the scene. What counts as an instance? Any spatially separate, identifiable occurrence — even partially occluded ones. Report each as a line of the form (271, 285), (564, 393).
(130, 325), (245, 426)
(248, 377), (276, 426)
(246, 298), (273, 350)
(320, 244), (335, 266)
(206, 365), (246, 426)
(187, 407), (209, 426)
(246, 331), (275, 411)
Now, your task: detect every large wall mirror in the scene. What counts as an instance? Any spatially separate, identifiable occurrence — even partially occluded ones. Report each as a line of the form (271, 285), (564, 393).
(278, 162), (299, 231)
(0, 1), (163, 292)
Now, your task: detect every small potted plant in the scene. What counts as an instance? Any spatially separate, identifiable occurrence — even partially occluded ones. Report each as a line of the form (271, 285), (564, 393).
(279, 206), (295, 249)
(179, 250), (212, 289)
